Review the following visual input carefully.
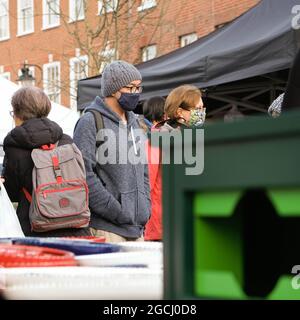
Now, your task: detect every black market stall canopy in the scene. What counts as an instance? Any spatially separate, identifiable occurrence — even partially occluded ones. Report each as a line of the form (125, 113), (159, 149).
(77, 0), (300, 118)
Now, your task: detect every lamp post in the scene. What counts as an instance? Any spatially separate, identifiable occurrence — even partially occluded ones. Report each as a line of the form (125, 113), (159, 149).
(17, 62), (43, 87)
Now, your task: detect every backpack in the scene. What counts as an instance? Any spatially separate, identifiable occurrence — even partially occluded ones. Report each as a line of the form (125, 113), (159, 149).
(23, 142), (91, 232)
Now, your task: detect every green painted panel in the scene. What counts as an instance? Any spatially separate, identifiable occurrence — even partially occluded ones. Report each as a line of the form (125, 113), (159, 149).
(268, 190), (300, 217)
(268, 276), (300, 300)
(163, 111), (300, 299)
(195, 271), (246, 299)
(194, 191), (242, 217)
(194, 214), (243, 297)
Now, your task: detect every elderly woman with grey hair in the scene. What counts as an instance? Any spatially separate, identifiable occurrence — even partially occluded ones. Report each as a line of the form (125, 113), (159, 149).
(1, 86), (90, 237)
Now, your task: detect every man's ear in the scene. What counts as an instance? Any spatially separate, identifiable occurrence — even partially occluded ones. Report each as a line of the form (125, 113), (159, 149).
(112, 91), (120, 99)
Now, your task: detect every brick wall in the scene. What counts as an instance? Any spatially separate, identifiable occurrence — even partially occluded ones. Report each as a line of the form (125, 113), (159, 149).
(0, 0), (260, 108)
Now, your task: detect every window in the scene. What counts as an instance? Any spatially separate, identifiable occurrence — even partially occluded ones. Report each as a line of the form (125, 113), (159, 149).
(0, 0), (9, 40)
(98, 0), (118, 14)
(180, 33), (198, 47)
(0, 71), (10, 80)
(43, 0), (60, 29)
(0, 65), (10, 80)
(215, 21), (231, 30)
(70, 55), (88, 110)
(17, 0), (34, 36)
(43, 62), (60, 104)
(99, 44), (116, 73)
(138, 0), (156, 11)
(142, 44), (157, 62)
(69, 0), (85, 22)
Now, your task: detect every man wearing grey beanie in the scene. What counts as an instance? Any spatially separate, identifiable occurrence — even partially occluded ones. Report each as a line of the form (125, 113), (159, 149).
(74, 60), (151, 242)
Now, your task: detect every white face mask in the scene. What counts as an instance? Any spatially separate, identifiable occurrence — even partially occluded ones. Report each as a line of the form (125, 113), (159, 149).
(189, 108), (206, 127)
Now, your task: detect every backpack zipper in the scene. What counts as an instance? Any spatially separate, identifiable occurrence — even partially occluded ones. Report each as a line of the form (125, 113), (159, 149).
(42, 185), (83, 199)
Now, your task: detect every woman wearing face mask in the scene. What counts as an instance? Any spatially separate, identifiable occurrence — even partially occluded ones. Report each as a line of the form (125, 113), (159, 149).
(143, 85), (205, 242)
(74, 60), (151, 242)
(155, 84), (205, 131)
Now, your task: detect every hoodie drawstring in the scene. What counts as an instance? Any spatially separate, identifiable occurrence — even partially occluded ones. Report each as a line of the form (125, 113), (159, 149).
(130, 126), (138, 156)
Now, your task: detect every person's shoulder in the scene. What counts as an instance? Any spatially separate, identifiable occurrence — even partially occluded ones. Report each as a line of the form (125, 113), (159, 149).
(76, 112), (96, 131)
(59, 134), (73, 145)
(3, 132), (12, 148)
(3, 131), (21, 151)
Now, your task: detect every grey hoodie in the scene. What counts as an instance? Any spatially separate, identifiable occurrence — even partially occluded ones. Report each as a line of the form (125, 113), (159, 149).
(73, 96), (151, 238)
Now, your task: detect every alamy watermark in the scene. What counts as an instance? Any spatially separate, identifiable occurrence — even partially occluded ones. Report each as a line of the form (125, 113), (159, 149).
(292, 6), (300, 29)
(291, 265), (300, 289)
(95, 128), (204, 176)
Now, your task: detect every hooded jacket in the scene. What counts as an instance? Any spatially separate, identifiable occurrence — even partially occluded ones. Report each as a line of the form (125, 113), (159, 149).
(73, 96), (151, 238)
(2, 118), (90, 237)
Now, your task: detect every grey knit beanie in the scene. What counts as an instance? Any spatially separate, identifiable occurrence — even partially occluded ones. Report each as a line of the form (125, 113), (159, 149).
(101, 60), (142, 97)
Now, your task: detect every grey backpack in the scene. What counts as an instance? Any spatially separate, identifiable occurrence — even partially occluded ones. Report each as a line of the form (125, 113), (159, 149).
(23, 143), (90, 232)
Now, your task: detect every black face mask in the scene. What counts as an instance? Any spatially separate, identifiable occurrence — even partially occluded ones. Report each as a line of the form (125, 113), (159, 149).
(118, 93), (140, 111)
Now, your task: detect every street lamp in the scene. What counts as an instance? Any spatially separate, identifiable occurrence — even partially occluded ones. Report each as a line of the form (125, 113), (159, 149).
(17, 62), (43, 87)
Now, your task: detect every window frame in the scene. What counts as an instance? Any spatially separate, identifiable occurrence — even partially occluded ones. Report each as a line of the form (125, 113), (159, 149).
(69, 55), (88, 110)
(142, 44), (157, 62)
(42, 0), (60, 30)
(17, 0), (34, 37)
(98, 0), (118, 15)
(137, 0), (156, 12)
(0, 71), (10, 80)
(43, 61), (61, 104)
(69, 0), (85, 22)
(0, 0), (9, 41)
(180, 33), (198, 47)
(99, 46), (116, 73)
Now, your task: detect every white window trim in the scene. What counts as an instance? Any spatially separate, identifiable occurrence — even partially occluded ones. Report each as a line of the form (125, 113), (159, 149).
(0, 35), (9, 41)
(42, 0), (60, 30)
(142, 44), (157, 62)
(98, 0), (118, 15)
(69, 0), (85, 23)
(137, 0), (156, 12)
(99, 46), (116, 73)
(69, 55), (88, 110)
(0, 71), (10, 80)
(17, 0), (34, 37)
(180, 33), (198, 47)
(0, 0), (10, 41)
(43, 61), (61, 104)
(0, 36), (9, 41)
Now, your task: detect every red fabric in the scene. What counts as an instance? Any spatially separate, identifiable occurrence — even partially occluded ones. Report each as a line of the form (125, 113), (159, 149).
(22, 187), (32, 203)
(52, 156), (60, 169)
(40, 144), (55, 150)
(144, 135), (163, 241)
(52, 156), (62, 183)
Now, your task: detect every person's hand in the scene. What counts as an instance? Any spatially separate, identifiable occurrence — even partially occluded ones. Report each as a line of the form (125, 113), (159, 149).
(0, 177), (5, 183)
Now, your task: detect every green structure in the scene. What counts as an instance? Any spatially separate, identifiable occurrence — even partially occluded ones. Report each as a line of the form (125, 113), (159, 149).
(161, 111), (300, 299)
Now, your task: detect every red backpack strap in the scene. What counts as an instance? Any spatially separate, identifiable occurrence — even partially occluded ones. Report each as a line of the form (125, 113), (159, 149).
(22, 187), (32, 203)
(52, 155), (62, 184)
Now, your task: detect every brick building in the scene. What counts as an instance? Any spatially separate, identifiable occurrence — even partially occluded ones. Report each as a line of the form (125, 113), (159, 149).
(0, 0), (259, 109)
